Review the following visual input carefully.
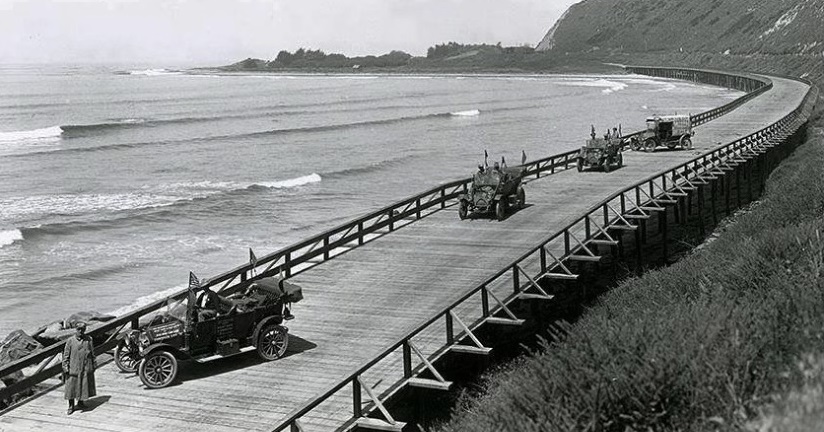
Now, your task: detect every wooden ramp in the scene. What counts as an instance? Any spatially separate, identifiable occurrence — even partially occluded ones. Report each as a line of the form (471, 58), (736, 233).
(0, 76), (811, 432)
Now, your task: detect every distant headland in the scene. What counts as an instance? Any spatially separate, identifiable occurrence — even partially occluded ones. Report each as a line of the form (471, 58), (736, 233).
(205, 42), (622, 74)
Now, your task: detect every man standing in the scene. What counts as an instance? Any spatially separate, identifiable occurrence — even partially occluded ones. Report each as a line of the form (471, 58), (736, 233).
(62, 322), (96, 415)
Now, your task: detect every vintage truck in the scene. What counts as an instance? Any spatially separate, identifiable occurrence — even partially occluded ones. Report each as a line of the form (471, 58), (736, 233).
(629, 114), (694, 152)
(114, 275), (302, 389)
(458, 154), (526, 221)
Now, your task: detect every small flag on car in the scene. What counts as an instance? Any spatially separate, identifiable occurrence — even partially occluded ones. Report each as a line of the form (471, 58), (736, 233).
(188, 271), (200, 291)
(484, 149), (489, 168)
(249, 248), (257, 267)
(521, 150), (527, 165)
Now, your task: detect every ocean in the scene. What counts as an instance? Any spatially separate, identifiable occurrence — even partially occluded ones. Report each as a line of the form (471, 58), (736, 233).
(0, 65), (742, 338)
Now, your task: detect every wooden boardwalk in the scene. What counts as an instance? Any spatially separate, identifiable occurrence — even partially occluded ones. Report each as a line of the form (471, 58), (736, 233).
(0, 75), (810, 432)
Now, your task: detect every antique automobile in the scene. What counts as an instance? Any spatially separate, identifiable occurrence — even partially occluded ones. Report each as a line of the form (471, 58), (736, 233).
(629, 114), (694, 152)
(114, 275), (303, 389)
(458, 153), (527, 221)
(576, 129), (624, 172)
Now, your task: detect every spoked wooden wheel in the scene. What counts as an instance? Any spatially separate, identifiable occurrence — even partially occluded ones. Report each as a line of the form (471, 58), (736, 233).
(681, 137), (693, 149)
(138, 351), (178, 389)
(644, 139), (657, 152)
(458, 201), (468, 220)
(494, 201), (506, 221)
(114, 341), (140, 373)
(257, 324), (289, 361)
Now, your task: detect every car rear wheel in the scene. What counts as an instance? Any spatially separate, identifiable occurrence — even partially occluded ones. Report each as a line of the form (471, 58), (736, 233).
(257, 324), (289, 361)
(630, 137), (641, 151)
(139, 350), (177, 389)
(681, 136), (693, 149)
(494, 201), (506, 221)
(516, 187), (525, 209)
(114, 341), (140, 373)
(458, 201), (468, 220)
(644, 139), (657, 152)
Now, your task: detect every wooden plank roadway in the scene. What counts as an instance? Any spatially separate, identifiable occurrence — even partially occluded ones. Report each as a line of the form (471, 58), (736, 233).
(0, 76), (810, 432)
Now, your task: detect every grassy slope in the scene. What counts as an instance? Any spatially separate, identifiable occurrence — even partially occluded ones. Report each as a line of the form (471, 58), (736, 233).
(439, 107), (823, 431)
(537, 0), (824, 56)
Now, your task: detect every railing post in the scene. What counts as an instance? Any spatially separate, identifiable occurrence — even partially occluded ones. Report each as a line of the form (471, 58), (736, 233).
(440, 189), (446, 209)
(131, 319), (139, 330)
(388, 210), (394, 232)
(240, 272), (247, 283)
(403, 341), (412, 378)
(352, 377), (362, 417)
(540, 247), (547, 273)
(512, 266), (520, 294)
(603, 204), (609, 227)
(323, 237), (330, 260)
(284, 253), (292, 277)
(564, 230), (570, 255)
(358, 222), (364, 246)
(445, 312), (454, 345)
(416, 198), (421, 219)
(481, 287), (489, 317)
(585, 217), (591, 240)
(550, 158), (556, 174)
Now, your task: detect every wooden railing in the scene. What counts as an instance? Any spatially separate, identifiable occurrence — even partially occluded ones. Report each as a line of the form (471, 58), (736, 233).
(270, 72), (817, 432)
(0, 67), (781, 408)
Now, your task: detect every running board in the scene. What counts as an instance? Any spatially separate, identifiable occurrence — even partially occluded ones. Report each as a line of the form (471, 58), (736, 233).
(566, 255), (602, 262)
(519, 293), (554, 301)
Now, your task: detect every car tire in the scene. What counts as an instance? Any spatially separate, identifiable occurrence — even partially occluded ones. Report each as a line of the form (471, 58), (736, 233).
(494, 201), (506, 221)
(681, 136), (693, 149)
(630, 137), (641, 151)
(516, 187), (525, 209)
(138, 350), (178, 389)
(576, 158), (583, 172)
(257, 324), (289, 361)
(114, 341), (140, 373)
(644, 139), (657, 152)
(458, 201), (468, 220)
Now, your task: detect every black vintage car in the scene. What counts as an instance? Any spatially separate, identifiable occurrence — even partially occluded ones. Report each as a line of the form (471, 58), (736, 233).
(458, 156), (526, 221)
(577, 137), (623, 172)
(114, 276), (303, 389)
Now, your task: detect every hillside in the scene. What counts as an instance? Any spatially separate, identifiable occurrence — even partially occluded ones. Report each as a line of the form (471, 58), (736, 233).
(536, 0), (824, 56)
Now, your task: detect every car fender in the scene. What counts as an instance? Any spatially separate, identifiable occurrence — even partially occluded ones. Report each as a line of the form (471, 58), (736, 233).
(141, 343), (189, 360)
(251, 315), (285, 345)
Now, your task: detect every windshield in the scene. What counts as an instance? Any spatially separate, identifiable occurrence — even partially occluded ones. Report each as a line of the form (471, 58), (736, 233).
(473, 171), (501, 187)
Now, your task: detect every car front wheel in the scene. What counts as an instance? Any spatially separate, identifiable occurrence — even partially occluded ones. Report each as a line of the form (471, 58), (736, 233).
(257, 324), (289, 361)
(114, 341), (140, 373)
(139, 350), (178, 389)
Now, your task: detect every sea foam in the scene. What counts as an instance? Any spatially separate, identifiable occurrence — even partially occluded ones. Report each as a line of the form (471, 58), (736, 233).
(0, 229), (23, 248)
(0, 126), (63, 143)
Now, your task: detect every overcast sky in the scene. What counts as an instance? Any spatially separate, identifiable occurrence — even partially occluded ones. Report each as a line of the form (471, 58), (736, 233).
(1, 0), (578, 65)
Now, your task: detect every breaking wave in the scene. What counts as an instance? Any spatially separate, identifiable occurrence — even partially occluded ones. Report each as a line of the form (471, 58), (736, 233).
(0, 126), (63, 143)
(128, 68), (183, 76)
(2, 174), (322, 226)
(451, 109), (480, 116)
(0, 229), (23, 248)
(557, 78), (629, 94)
